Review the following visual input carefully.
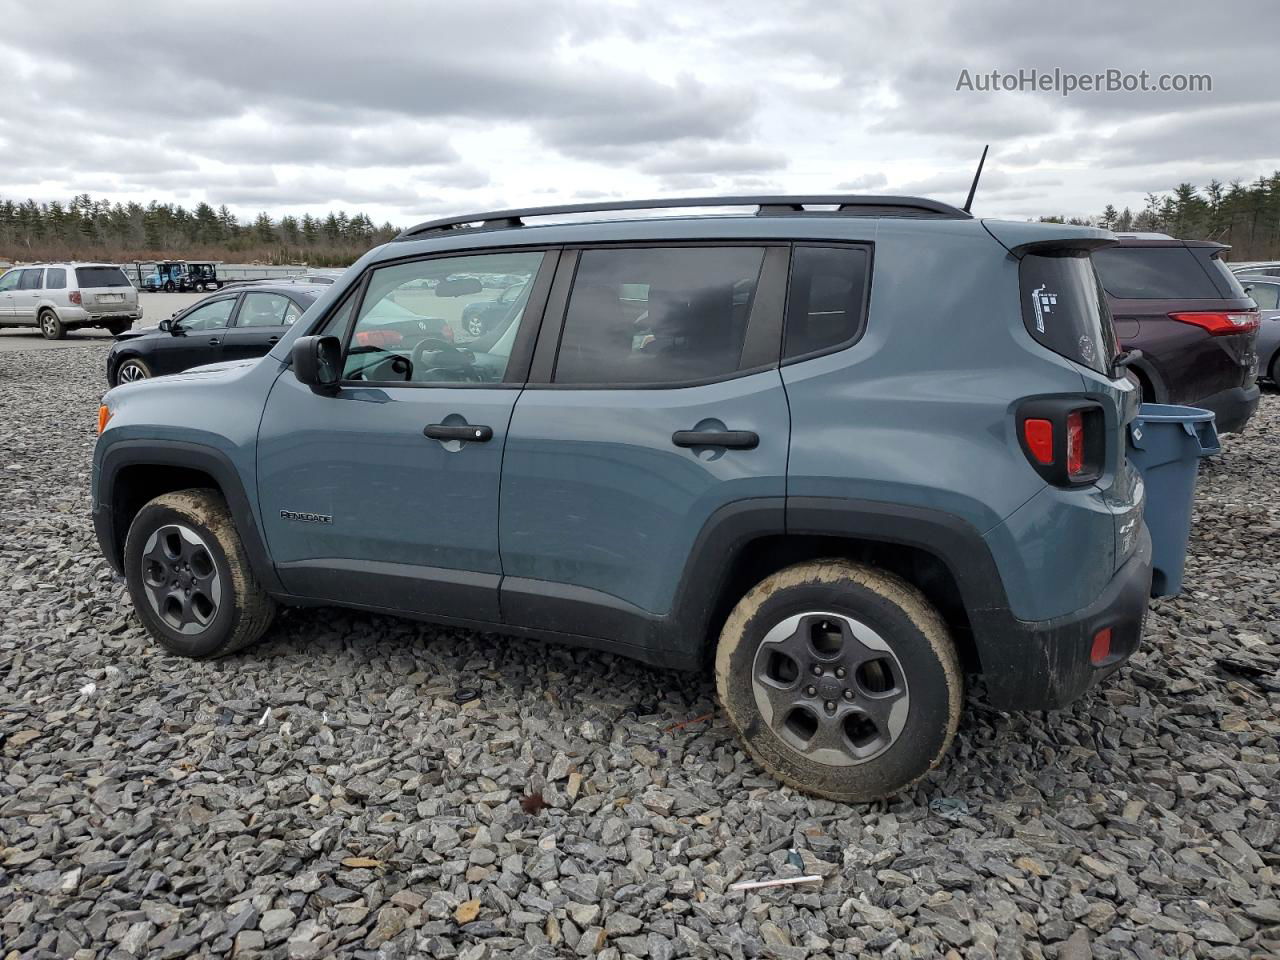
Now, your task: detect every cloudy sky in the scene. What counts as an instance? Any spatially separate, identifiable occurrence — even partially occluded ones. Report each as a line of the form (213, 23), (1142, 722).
(1, 0), (1276, 227)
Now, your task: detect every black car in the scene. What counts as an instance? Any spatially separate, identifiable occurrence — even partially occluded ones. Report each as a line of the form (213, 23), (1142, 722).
(459, 282), (526, 338)
(107, 285), (322, 385)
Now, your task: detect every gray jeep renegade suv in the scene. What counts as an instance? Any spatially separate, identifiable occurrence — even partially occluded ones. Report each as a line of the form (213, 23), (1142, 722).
(93, 195), (1151, 801)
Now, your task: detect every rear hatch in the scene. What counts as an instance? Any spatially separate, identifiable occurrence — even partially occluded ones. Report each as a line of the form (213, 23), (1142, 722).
(1092, 242), (1258, 398)
(982, 221), (1146, 579)
(1014, 246), (1145, 572)
(76, 266), (137, 313)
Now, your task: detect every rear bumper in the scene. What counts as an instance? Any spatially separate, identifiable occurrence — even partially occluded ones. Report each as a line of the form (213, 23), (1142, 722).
(1193, 382), (1260, 434)
(61, 307), (142, 325)
(979, 524), (1153, 711)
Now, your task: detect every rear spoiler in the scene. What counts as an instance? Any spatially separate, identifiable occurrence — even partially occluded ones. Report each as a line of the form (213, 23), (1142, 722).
(982, 220), (1118, 259)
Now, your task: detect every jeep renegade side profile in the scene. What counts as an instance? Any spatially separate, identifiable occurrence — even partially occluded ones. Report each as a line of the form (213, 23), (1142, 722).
(93, 196), (1151, 801)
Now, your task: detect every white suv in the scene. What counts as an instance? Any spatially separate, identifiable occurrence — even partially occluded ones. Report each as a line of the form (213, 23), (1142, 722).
(0, 262), (143, 339)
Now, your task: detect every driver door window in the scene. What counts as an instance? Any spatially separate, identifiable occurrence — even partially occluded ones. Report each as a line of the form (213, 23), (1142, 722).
(179, 298), (236, 331)
(340, 251), (546, 384)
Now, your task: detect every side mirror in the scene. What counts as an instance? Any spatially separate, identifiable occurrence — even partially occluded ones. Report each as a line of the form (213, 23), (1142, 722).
(158, 318), (173, 332)
(292, 335), (342, 392)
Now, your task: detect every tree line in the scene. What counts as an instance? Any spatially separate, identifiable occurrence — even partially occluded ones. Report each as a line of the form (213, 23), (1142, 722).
(5, 173), (1280, 266)
(1040, 172), (1280, 260)
(0, 195), (399, 267)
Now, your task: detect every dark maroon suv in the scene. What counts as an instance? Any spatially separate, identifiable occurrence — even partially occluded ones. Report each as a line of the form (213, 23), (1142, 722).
(1092, 235), (1260, 433)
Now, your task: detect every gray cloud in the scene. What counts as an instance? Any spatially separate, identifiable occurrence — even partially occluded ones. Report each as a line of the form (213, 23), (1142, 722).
(639, 144), (788, 177)
(0, 0), (1273, 224)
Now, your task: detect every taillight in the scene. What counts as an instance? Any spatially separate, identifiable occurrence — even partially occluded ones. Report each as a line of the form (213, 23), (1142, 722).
(1066, 411), (1085, 478)
(1022, 419), (1054, 464)
(442, 324), (455, 342)
(69, 290), (82, 305)
(1017, 400), (1103, 486)
(1169, 310), (1259, 336)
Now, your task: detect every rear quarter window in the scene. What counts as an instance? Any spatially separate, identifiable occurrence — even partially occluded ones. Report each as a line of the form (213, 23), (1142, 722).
(75, 266), (129, 288)
(45, 268), (66, 289)
(1021, 252), (1117, 375)
(1091, 247), (1223, 299)
(783, 245), (870, 361)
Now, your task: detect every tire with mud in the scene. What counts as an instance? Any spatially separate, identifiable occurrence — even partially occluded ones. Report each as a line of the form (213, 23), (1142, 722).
(715, 559), (963, 802)
(123, 489), (276, 658)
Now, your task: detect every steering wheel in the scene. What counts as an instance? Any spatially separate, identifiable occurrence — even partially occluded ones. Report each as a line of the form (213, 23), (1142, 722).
(411, 338), (475, 372)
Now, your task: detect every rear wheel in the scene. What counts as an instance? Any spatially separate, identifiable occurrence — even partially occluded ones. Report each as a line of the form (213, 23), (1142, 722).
(466, 315), (486, 338)
(123, 490), (275, 658)
(715, 559), (963, 802)
(38, 310), (65, 340)
(1270, 352), (1279, 387)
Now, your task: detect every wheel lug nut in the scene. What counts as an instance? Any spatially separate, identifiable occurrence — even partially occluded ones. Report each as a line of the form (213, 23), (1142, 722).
(835, 667), (846, 679)
(810, 665), (823, 677)
(805, 685), (816, 697)
(824, 700), (836, 714)
(843, 689), (855, 701)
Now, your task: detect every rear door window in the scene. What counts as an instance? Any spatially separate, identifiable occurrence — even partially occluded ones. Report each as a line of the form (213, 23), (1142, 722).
(1021, 252), (1117, 375)
(237, 292), (304, 327)
(554, 246), (765, 385)
(75, 266), (130, 288)
(1092, 247), (1221, 299)
(45, 268), (66, 289)
(783, 245), (870, 361)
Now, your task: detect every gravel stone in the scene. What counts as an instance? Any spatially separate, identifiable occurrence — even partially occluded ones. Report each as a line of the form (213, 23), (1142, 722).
(1, 348), (1278, 959)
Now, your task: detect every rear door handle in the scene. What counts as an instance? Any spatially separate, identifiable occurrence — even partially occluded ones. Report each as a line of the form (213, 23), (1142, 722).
(672, 429), (759, 450)
(267, 335), (280, 345)
(424, 423), (493, 442)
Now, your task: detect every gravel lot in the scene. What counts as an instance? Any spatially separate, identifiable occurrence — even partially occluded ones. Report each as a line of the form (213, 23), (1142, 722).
(1, 345), (1277, 960)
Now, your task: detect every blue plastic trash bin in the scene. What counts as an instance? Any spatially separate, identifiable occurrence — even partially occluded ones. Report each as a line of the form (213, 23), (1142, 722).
(1127, 404), (1219, 597)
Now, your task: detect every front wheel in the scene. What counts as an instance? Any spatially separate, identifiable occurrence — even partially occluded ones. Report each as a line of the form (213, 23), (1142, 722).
(193, 282), (205, 293)
(715, 559), (963, 803)
(114, 356), (151, 385)
(38, 310), (65, 340)
(164, 280), (175, 292)
(123, 489), (276, 658)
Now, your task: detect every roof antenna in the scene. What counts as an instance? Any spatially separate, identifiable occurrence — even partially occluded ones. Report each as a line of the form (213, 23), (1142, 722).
(962, 144), (988, 214)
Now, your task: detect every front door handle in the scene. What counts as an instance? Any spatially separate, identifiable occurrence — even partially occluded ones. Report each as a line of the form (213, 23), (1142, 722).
(424, 423), (493, 442)
(208, 337), (221, 345)
(267, 335), (280, 345)
(672, 429), (759, 450)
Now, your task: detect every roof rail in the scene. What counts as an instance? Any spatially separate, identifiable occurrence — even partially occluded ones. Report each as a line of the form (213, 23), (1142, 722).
(395, 194), (971, 240)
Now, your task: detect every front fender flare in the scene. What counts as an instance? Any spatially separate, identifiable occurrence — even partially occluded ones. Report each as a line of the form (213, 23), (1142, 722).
(93, 438), (282, 593)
